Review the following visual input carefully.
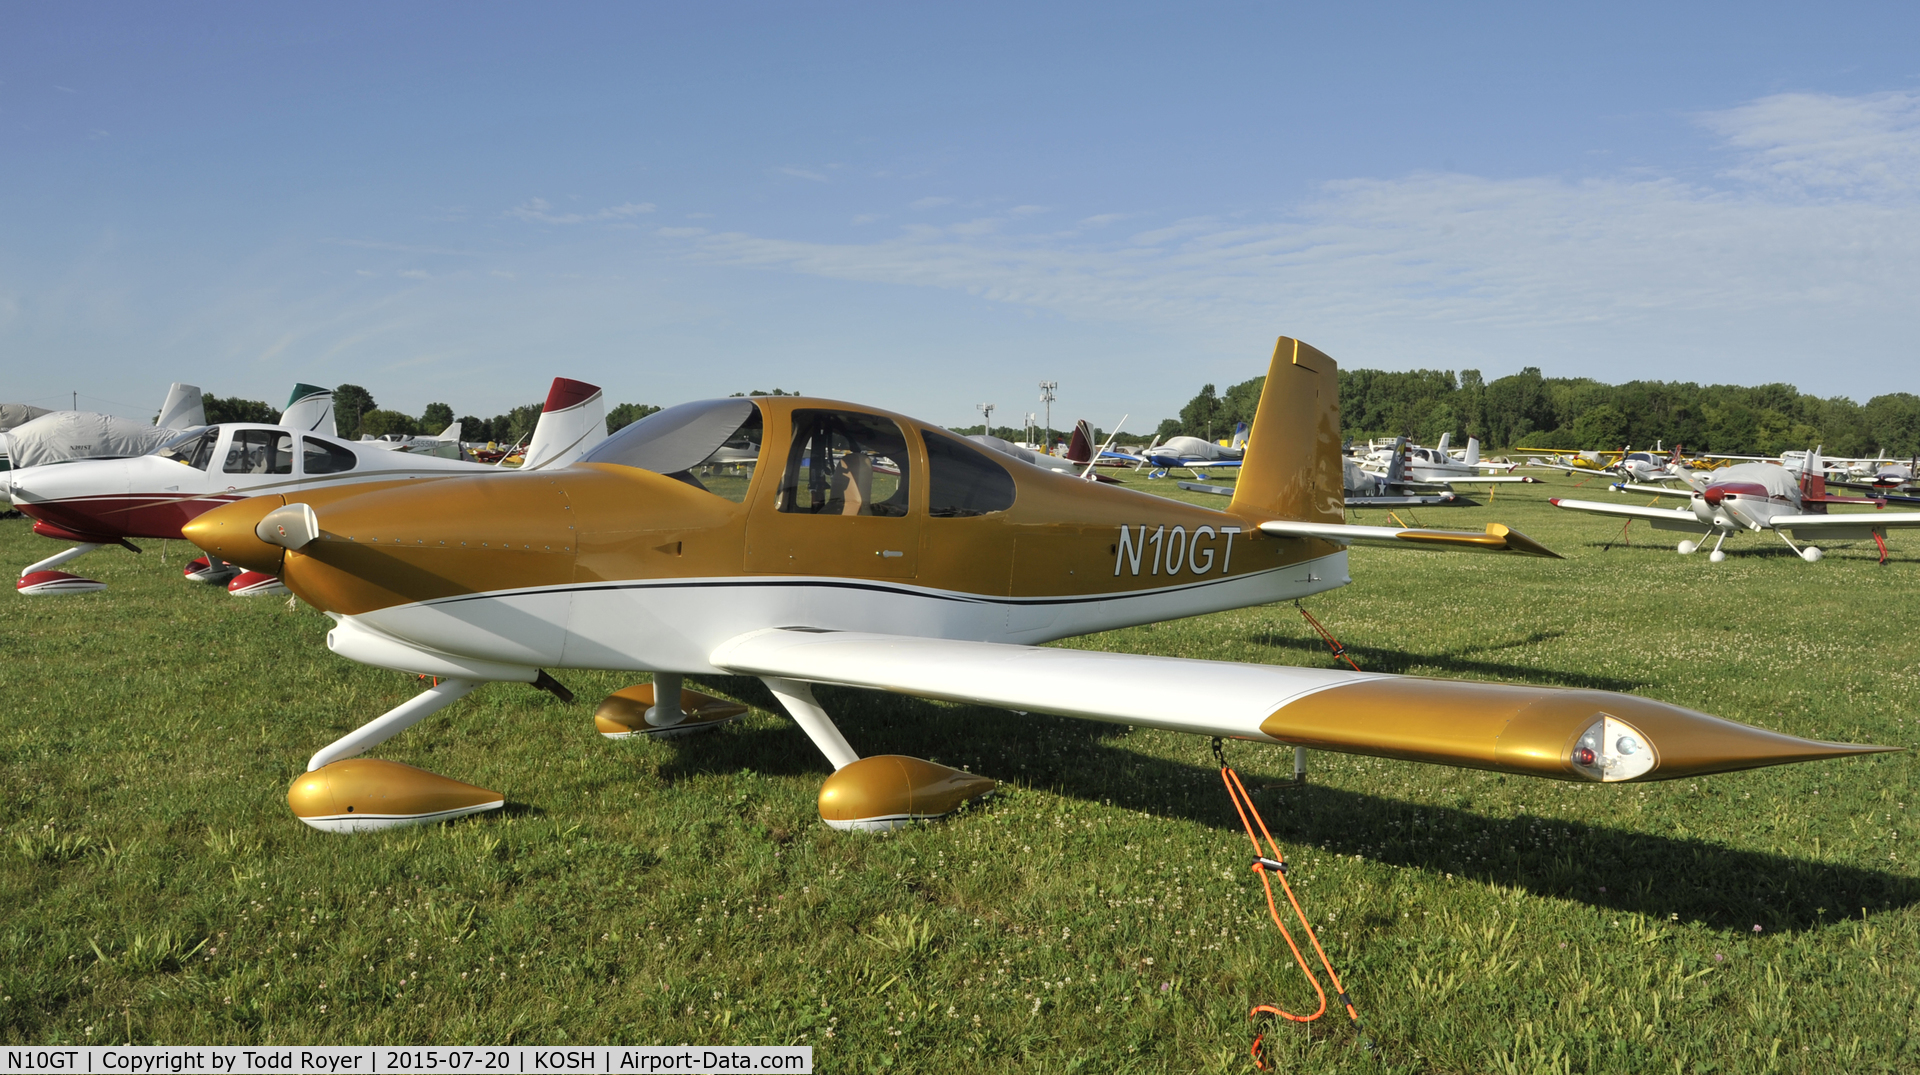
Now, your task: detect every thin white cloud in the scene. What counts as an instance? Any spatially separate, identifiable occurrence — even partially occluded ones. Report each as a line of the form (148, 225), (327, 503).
(1700, 91), (1920, 198)
(508, 197), (656, 224)
(653, 88), (1920, 371)
(325, 238), (481, 257)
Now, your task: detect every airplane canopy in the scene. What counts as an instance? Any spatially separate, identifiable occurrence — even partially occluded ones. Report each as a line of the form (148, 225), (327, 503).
(582, 397), (761, 477)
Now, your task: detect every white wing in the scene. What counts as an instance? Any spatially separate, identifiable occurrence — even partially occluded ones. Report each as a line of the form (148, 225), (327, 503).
(1772, 511), (1920, 536)
(1552, 497), (1703, 528)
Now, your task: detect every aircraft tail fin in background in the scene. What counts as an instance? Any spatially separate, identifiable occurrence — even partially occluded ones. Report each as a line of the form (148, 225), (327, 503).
(437, 421), (462, 442)
(1227, 337), (1344, 525)
(1437, 432), (1451, 453)
(281, 384), (336, 436)
(1385, 435), (1408, 486)
(157, 383), (206, 430)
(1465, 437), (1481, 467)
(1229, 421), (1250, 451)
(521, 378), (607, 471)
(1065, 420), (1095, 464)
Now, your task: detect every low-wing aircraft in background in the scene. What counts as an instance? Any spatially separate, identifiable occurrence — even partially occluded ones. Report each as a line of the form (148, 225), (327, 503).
(1552, 450), (1920, 563)
(180, 337), (1888, 834)
(1121, 421), (1248, 478)
(9, 378), (607, 595)
(969, 419), (1116, 482)
(0, 383), (206, 473)
(360, 422), (467, 459)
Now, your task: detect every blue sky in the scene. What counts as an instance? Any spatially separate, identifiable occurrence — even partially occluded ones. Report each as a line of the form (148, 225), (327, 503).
(6, 3), (1920, 432)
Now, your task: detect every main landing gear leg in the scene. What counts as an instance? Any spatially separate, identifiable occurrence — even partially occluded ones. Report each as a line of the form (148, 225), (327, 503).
(760, 676), (994, 832)
(1295, 745), (1309, 785)
(1708, 530), (1731, 563)
(1776, 530), (1822, 563)
(288, 676), (504, 833)
(17, 543), (107, 594)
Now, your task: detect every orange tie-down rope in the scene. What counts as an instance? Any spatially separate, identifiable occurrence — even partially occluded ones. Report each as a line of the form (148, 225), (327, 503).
(1213, 739), (1374, 1066)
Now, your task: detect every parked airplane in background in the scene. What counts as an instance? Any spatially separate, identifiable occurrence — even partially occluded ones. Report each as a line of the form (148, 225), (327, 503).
(180, 336), (1886, 834)
(361, 422), (466, 459)
(9, 378), (607, 595)
(1552, 451), (1920, 563)
(0, 383), (205, 473)
(1362, 435), (1538, 488)
(1122, 422), (1249, 478)
(970, 420), (1099, 477)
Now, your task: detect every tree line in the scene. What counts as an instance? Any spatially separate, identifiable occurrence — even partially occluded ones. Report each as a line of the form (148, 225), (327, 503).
(1163, 368), (1920, 457)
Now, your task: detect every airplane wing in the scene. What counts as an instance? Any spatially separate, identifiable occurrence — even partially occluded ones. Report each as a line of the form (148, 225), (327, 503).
(1258, 520), (1559, 557)
(709, 628), (1880, 779)
(1771, 511), (1920, 535)
(1551, 497), (1704, 530)
(1438, 475), (1538, 486)
(1611, 482), (1695, 498)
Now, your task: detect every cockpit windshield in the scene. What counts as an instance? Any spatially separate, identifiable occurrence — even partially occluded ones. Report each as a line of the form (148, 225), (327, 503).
(155, 426), (218, 470)
(578, 398), (762, 502)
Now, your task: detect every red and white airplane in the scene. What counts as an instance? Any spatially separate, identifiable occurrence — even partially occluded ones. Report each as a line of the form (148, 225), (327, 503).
(9, 378), (607, 595)
(1551, 451), (1920, 563)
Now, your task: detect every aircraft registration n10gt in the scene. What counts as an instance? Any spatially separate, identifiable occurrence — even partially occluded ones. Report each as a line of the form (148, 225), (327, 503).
(183, 338), (1893, 833)
(1551, 450), (1920, 564)
(10, 378), (606, 595)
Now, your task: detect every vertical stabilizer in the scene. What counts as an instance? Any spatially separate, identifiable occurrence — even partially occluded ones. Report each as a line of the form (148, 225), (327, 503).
(1464, 436), (1481, 467)
(1226, 337), (1344, 524)
(521, 378), (607, 471)
(1437, 432), (1451, 453)
(281, 384), (336, 436)
(157, 383), (206, 430)
(1229, 421), (1250, 451)
(1065, 420), (1094, 464)
(1384, 435), (1408, 486)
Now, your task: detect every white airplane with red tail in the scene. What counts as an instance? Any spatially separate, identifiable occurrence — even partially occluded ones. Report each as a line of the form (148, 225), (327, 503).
(1552, 450), (1920, 563)
(9, 378), (607, 595)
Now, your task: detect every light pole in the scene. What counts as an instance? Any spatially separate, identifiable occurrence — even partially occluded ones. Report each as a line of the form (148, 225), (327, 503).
(1024, 412), (1037, 446)
(976, 402), (995, 434)
(1038, 381), (1057, 453)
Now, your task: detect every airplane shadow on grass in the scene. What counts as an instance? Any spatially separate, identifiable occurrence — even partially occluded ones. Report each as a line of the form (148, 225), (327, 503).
(663, 675), (1917, 935)
(1247, 632), (1647, 693)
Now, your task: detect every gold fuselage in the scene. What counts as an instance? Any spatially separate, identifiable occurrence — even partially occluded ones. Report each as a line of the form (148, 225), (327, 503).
(187, 396), (1341, 630)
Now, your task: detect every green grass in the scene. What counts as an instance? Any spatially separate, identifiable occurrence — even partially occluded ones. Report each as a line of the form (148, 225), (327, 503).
(0, 470), (1916, 1072)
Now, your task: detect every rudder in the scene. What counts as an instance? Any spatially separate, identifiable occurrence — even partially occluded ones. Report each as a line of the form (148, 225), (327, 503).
(1226, 337), (1344, 524)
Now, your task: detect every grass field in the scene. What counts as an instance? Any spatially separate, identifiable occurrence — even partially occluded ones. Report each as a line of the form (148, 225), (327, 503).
(1, 469), (1916, 1072)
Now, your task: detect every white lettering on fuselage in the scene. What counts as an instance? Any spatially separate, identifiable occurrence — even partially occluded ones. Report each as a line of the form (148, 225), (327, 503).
(1115, 524), (1239, 577)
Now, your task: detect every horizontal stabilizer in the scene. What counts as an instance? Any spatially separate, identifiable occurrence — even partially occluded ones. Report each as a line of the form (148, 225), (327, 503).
(1259, 520), (1560, 558)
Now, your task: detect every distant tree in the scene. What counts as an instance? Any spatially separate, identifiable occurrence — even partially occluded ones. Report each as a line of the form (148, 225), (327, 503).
(1179, 384), (1221, 441)
(203, 395), (278, 424)
(502, 403), (544, 444)
(357, 409), (419, 439)
(334, 384), (377, 440)
(420, 402), (455, 433)
(456, 415), (489, 442)
(1155, 418), (1183, 441)
(729, 388), (802, 397)
(1570, 404), (1629, 450)
(607, 402), (662, 433)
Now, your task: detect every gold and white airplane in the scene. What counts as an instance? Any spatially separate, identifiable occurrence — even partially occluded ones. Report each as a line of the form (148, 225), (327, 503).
(183, 338), (1893, 833)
